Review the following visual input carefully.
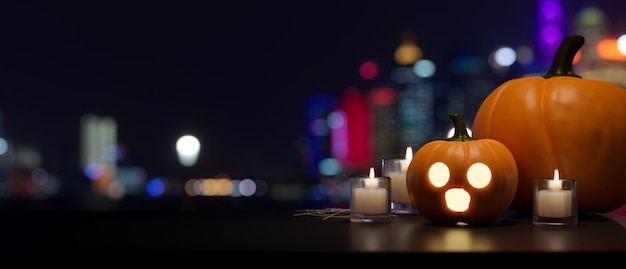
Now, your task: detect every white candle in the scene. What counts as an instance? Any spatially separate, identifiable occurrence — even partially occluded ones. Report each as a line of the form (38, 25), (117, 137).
(353, 167), (389, 215)
(387, 146), (413, 204)
(537, 169), (572, 218)
(388, 170), (411, 203)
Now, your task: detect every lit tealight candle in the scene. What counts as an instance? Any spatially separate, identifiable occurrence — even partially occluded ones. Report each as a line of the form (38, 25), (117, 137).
(537, 169), (572, 218)
(353, 167), (389, 215)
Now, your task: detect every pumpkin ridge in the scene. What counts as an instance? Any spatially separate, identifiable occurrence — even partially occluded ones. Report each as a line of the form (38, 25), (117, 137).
(463, 141), (470, 175)
(486, 139), (518, 190)
(540, 79), (558, 172)
(478, 86), (505, 138)
(605, 86), (626, 209)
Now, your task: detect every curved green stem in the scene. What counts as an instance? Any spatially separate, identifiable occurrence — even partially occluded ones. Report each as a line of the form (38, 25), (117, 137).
(446, 113), (475, 142)
(543, 35), (584, 79)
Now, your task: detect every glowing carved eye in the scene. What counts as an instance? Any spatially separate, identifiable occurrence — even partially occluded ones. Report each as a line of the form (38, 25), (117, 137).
(467, 162), (491, 189)
(428, 162), (450, 188)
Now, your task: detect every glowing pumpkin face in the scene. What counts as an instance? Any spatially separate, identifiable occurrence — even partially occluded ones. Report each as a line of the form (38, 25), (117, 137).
(406, 114), (518, 225)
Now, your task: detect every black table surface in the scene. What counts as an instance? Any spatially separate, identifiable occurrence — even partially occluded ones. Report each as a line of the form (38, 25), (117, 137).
(1, 208), (626, 253)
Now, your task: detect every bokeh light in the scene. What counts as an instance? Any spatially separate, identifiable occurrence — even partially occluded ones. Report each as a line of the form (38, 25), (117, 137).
(618, 34), (626, 55)
(494, 47), (517, 67)
(0, 138), (8, 155)
(239, 178), (256, 197)
(413, 59), (436, 78)
(368, 87), (397, 106)
(176, 135), (201, 167)
(147, 177), (166, 197)
(318, 158), (342, 176)
(597, 38), (626, 61)
(451, 55), (484, 74)
(359, 60), (379, 80)
(309, 118), (329, 136)
(84, 162), (105, 180)
(516, 45), (535, 66)
(31, 168), (48, 186)
(394, 30), (422, 65)
(447, 126), (472, 138)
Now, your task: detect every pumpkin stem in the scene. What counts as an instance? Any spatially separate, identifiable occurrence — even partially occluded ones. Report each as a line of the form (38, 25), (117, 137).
(446, 113), (475, 142)
(543, 35), (584, 79)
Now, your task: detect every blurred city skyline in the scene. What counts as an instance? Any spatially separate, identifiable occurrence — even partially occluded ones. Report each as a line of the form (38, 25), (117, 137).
(1, 1), (625, 205)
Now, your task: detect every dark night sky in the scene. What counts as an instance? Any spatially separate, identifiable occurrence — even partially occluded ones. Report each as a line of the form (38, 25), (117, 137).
(0, 1), (624, 181)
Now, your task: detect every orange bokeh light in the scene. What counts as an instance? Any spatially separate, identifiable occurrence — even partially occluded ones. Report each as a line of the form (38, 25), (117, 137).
(597, 39), (626, 61)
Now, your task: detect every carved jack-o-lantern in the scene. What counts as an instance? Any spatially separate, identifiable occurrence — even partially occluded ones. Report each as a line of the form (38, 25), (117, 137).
(406, 114), (518, 225)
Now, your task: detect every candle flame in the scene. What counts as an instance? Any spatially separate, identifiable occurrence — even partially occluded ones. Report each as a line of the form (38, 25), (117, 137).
(365, 167), (379, 188)
(405, 146), (413, 160)
(548, 169), (563, 190)
(553, 169), (560, 181)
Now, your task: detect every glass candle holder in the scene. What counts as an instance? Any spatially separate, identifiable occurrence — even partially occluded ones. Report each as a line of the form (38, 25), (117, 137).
(382, 158), (419, 214)
(533, 178), (578, 226)
(350, 176), (391, 223)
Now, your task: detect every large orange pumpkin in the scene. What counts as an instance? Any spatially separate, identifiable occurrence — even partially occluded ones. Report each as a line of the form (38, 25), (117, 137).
(472, 35), (626, 214)
(406, 113), (518, 225)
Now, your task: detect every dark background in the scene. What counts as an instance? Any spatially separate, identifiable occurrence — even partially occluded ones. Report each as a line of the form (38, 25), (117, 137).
(0, 1), (625, 206)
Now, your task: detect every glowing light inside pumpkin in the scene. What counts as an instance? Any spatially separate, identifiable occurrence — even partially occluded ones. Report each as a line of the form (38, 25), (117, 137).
(445, 188), (470, 212)
(467, 162), (491, 189)
(428, 162), (450, 187)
